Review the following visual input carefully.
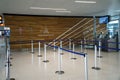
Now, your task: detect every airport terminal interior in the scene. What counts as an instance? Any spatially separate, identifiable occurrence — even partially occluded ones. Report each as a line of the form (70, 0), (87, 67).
(0, 0), (120, 80)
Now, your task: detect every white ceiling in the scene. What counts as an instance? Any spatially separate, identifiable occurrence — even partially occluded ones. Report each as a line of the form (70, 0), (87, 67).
(0, 0), (120, 16)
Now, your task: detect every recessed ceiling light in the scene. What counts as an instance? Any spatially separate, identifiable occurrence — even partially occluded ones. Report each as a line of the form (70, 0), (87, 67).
(75, 0), (96, 3)
(56, 11), (71, 13)
(30, 7), (67, 11)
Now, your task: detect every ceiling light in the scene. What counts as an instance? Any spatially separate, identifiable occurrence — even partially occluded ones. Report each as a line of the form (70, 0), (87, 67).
(75, 1), (96, 3)
(30, 7), (67, 11)
(56, 11), (71, 13)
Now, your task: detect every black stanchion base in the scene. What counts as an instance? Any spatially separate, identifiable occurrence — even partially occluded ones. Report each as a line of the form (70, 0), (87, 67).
(10, 64), (12, 66)
(10, 78), (15, 80)
(71, 58), (77, 60)
(43, 60), (49, 63)
(92, 67), (101, 70)
(97, 56), (103, 58)
(60, 53), (64, 55)
(55, 71), (64, 74)
(37, 55), (42, 57)
(10, 57), (13, 60)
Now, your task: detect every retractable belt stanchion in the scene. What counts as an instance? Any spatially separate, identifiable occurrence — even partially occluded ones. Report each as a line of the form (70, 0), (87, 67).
(60, 40), (64, 55)
(69, 39), (72, 58)
(54, 40), (56, 51)
(81, 40), (83, 52)
(55, 47), (64, 74)
(47, 43), (88, 80)
(84, 53), (88, 80)
(84, 39), (87, 53)
(97, 40), (102, 58)
(71, 43), (77, 60)
(92, 45), (101, 70)
(43, 43), (49, 62)
(31, 52), (34, 64)
(38, 41), (42, 57)
(30, 40), (34, 53)
(69, 39), (72, 50)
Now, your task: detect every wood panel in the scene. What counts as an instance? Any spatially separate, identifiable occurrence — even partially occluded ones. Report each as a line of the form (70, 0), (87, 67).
(4, 15), (107, 49)
(4, 15), (82, 49)
(57, 19), (107, 46)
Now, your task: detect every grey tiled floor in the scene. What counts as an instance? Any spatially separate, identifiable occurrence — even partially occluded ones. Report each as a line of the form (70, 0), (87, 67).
(2, 48), (120, 80)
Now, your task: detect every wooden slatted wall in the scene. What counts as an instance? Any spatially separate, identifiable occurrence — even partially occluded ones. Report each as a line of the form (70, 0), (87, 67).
(4, 15), (107, 49)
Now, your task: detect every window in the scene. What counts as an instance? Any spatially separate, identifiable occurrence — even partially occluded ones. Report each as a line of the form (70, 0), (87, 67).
(107, 15), (119, 38)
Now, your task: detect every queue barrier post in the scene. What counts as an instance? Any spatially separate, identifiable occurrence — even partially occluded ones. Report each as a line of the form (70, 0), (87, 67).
(84, 39), (87, 53)
(71, 43), (77, 60)
(43, 43), (89, 80)
(81, 40), (83, 52)
(43, 43), (49, 63)
(60, 40), (64, 55)
(92, 45), (101, 70)
(84, 53), (88, 80)
(54, 41), (56, 51)
(69, 39), (72, 50)
(38, 41), (42, 57)
(69, 39), (72, 58)
(30, 40), (34, 53)
(55, 47), (64, 74)
(97, 41), (103, 58)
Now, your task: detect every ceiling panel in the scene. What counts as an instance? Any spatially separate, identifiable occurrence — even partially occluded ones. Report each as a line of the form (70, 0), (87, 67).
(0, 0), (120, 16)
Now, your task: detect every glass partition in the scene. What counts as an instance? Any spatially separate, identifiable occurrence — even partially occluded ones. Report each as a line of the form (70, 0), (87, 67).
(0, 37), (6, 80)
(107, 15), (119, 38)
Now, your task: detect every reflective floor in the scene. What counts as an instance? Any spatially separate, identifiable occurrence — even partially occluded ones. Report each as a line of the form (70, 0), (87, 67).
(9, 48), (120, 80)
